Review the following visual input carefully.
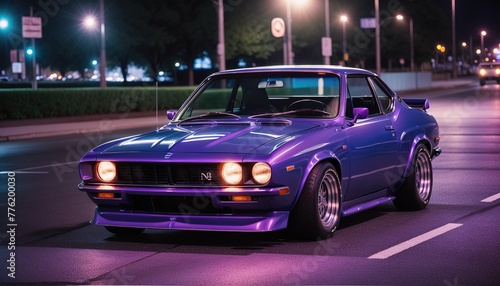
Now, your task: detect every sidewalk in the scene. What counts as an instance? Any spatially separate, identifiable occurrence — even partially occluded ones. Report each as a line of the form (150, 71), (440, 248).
(0, 111), (161, 141)
(0, 77), (477, 142)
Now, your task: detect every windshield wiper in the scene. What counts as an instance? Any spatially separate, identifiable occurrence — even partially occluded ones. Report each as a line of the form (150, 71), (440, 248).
(178, 112), (241, 125)
(250, 109), (330, 118)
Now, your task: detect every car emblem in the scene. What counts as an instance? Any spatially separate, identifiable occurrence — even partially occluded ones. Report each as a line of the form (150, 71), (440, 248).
(164, 152), (173, 159)
(201, 172), (212, 181)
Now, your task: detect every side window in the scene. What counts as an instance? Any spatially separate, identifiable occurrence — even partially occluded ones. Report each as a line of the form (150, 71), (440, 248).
(370, 77), (393, 113)
(346, 76), (381, 116)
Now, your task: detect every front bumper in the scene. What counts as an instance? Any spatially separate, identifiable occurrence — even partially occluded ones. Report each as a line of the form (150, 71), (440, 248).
(93, 207), (290, 232)
(79, 183), (293, 232)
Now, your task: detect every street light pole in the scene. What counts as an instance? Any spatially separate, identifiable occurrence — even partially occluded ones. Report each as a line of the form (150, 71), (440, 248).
(323, 0), (330, 65)
(396, 15), (414, 72)
(480, 30), (486, 61)
(375, 0), (381, 75)
(217, 0), (226, 71)
(451, 0), (457, 78)
(286, 0), (293, 65)
(409, 17), (414, 72)
(30, 6), (37, 90)
(99, 0), (106, 89)
(340, 15), (347, 65)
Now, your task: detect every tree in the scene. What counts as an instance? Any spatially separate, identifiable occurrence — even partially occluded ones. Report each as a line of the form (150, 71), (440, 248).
(171, 0), (216, 85)
(224, 0), (279, 67)
(105, 0), (146, 82)
(133, 1), (179, 82)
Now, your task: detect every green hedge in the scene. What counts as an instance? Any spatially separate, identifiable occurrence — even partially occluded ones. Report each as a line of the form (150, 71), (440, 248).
(0, 87), (195, 120)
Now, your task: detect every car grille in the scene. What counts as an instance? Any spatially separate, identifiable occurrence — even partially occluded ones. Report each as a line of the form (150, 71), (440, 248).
(115, 163), (221, 186)
(129, 194), (224, 214)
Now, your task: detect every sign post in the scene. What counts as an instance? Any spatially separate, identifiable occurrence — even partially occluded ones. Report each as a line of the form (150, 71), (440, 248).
(21, 8), (41, 90)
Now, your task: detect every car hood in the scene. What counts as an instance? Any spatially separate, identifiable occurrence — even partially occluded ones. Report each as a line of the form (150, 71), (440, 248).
(100, 120), (322, 155)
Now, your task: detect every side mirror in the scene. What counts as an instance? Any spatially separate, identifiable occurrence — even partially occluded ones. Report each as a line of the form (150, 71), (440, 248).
(167, 110), (177, 120)
(348, 107), (368, 126)
(353, 107), (368, 120)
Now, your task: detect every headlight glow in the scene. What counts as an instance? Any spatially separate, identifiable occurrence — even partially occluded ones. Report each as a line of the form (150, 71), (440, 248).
(252, 162), (271, 184)
(97, 161), (116, 182)
(479, 69), (486, 76)
(220, 162), (243, 185)
(496, 69), (500, 75)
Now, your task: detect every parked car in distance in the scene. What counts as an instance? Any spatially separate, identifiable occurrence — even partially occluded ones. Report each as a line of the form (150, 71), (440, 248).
(78, 65), (441, 240)
(0, 74), (13, 82)
(478, 62), (500, 86)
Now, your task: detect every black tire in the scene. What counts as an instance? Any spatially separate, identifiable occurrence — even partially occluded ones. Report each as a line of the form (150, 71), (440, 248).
(288, 162), (341, 240)
(105, 226), (145, 235)
(480, 80), (485, 86)
(394, 144), (433, 211)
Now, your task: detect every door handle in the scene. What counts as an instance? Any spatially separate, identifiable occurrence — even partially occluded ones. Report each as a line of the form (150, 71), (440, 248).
(385, 125), (395, 131)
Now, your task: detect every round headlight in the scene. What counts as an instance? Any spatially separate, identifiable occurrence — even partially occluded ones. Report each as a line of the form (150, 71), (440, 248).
(496, 69), (500, 75)
(97, 161), (116, 182)
(479, 69), (486, 76)
(220, 162), (243, 185)
(252, 162), (271, 184)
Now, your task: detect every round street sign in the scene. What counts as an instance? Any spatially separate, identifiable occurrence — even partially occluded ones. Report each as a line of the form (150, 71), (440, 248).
(271, 18), (285, 38)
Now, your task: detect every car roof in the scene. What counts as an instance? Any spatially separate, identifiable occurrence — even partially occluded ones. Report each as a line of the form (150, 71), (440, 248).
(479, 62), (500, 67)
(210, 65), (378, 77)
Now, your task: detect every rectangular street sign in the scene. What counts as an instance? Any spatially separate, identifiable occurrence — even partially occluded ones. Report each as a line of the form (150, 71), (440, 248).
(12, 62), (22, 74)
(22, 16), (42, 38)
(360, 18), (376, 29)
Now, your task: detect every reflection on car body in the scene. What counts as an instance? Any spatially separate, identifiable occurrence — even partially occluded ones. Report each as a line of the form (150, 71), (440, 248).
(78, 65), (441, 240)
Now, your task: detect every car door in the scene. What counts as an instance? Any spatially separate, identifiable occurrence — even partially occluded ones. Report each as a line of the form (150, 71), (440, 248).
(344, 75), (398, 200)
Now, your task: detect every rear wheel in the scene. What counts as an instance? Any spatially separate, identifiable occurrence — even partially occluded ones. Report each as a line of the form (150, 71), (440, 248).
(394, 144), (433, 211)
(105, 226), (145, 235)
(289, 162), (341, 240)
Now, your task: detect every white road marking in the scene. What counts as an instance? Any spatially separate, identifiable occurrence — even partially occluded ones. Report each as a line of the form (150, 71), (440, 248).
(16, 161), (79, 172)
(481, 192), (500, 203)
(0, 171), (48, 174)
(368, 223), (463, 259)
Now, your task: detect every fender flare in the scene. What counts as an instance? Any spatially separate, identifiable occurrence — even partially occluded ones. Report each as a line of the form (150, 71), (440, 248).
(403, 135), (432, 178)
(291, 150), (343, 208)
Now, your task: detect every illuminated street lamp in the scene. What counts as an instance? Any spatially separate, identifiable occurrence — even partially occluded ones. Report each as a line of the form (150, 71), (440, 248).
(83, 0), (106, 88)
(396, 14), (414, 71)
(0, 18), (8, 29)
(480, 30), (487, 61)
(340, 15), (348, 65)
(436, 45), (445, 65)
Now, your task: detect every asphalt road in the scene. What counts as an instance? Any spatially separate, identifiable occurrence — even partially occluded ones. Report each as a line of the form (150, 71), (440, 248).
(0, 84), (499, 285)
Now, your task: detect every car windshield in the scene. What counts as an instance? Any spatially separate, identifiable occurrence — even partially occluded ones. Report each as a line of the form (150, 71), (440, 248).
(175, 72), (341, 121)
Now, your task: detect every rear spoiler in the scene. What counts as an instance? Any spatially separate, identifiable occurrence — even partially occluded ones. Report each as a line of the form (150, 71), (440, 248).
(403, 98), (429, 111)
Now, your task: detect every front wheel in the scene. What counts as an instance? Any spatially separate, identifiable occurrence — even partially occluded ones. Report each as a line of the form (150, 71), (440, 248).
(394, 144), (433, 211)
(288, 162), (341, 240)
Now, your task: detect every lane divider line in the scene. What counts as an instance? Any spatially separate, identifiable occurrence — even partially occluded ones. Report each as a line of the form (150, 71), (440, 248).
(481, 192), (500, 203)
(368, 223), (463, 259)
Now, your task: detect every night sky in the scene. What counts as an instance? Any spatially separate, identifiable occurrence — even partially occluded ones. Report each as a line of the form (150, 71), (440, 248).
(437, 0), (498, 49)
(1, 0), (499, 71)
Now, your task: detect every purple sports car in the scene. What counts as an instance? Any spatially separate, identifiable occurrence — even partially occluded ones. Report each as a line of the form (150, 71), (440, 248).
(78, 66), (441, 240)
